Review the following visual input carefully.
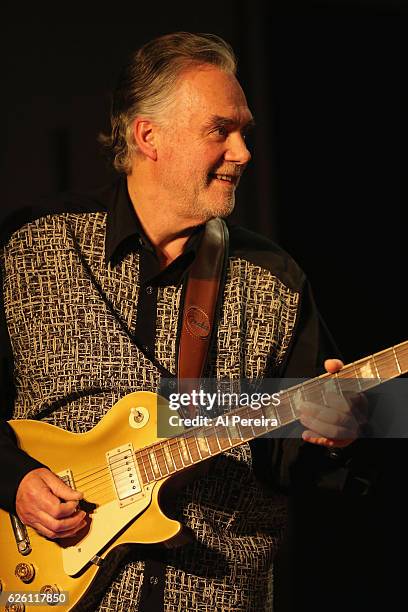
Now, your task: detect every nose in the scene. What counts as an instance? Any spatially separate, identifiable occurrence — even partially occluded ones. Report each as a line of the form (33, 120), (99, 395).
(224, 133), (251, 166)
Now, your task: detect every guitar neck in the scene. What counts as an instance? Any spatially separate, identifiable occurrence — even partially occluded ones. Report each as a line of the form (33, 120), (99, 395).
(135, 340), (408, 483)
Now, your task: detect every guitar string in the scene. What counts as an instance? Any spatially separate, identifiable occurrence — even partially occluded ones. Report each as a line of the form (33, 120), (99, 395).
(71, 352), (408, 500)
(65, 345), (408, 500)
(73, 392), (407, 499)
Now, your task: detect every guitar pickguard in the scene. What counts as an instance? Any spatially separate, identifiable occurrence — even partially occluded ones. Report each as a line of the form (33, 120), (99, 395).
(63, 483), (154, 576)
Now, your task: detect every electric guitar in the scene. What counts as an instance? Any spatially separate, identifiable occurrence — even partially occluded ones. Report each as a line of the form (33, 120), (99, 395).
(1, 340), (407, 611)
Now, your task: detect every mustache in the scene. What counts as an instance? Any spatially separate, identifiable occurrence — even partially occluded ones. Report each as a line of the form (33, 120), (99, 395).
(209, 166), (244, 178)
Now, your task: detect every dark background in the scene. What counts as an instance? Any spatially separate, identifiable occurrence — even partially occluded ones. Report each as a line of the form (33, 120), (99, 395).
(2, 2), (407, 610)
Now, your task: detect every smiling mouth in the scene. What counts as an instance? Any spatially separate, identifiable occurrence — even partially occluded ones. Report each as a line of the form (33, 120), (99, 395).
(209, 173), (239, 185)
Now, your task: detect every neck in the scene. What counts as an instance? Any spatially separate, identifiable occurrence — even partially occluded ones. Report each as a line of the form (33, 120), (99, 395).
(126, 174), (201, 268)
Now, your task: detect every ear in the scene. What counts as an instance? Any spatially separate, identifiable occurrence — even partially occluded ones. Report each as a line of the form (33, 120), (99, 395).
(132, 117), (158, 161)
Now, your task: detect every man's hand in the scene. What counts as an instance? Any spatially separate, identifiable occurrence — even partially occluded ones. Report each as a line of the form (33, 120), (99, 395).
(16, 467), (86, 539)
(297, 359), (367, 448)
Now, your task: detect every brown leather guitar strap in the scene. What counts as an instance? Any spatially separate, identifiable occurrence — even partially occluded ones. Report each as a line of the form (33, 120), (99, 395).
(160, 217), (228, 546)
(177, 217), (228, 414)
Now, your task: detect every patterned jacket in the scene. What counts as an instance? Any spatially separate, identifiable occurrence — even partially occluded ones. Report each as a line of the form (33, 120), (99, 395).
(0, 179), (345, 611)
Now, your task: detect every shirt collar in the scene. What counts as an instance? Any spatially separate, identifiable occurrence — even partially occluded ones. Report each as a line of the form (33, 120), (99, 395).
(105, 176), (155, 264)
(104, 176), (204, 279)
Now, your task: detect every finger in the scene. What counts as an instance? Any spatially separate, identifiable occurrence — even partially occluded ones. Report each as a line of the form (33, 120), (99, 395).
(293, 389), (350, 417)
(299, 407), (356, 431)
(32, 517), (88, 540)
(324, 359), (344, 374)
(36, 509), (87, 537)
(323, 391), (354, 414)
(55, 500), (82, 519)
(299, 399), (353, 420)
(299, 398), (358, 429)
(300, 414), (357, 439)
(32, 488), (80, 520)
(322, 390), (368, 417)
(54, 520), (88, 539)
(16, 469), (82, 513)
(302, 431), (354, 448)
(41, 471), (83, 502)
(300, 392), (364, 425)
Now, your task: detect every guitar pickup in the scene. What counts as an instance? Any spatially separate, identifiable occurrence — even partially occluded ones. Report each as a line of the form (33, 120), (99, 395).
(107, 443), (142, 507)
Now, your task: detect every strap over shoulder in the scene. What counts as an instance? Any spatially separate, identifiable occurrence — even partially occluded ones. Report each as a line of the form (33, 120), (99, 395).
(177, 217), (229, 382)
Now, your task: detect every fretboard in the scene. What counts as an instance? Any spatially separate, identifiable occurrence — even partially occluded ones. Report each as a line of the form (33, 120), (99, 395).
(135, 340), (408, 484)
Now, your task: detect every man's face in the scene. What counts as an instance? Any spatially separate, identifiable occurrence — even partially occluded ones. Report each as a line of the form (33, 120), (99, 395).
(155, 65), (254, 223)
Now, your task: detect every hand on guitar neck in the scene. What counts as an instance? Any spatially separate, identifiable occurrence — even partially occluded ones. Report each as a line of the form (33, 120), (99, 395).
(296, 359), (367, 449)
(16, 467), (86, 539)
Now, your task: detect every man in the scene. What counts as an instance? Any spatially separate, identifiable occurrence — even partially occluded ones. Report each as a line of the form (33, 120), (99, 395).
(0, 32), (363, 611)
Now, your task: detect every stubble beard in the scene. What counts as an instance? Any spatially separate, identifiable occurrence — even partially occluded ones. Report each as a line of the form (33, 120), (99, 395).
(161, 170), (237, 225)
(194, 191), (235, 220)
(182, 177), (236, 222)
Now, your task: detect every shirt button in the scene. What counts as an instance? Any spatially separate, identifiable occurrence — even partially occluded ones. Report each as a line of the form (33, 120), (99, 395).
(146, 285), (153, 295)
(149, 576), (159, 585)
(143, 345), (150, 354)
(327, 449), (342, 460)
(138, 237), (145, 246)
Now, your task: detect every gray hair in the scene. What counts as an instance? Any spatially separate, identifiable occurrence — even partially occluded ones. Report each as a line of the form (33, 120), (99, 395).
(99, 32), (237, 174)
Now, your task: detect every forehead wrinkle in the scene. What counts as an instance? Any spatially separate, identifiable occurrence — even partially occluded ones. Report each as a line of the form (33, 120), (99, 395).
(170, 69), (253, 131)
(204, 114), (255, 131)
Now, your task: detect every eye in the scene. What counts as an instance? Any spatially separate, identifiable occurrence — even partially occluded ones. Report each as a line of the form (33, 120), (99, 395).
(213, 126), (228, 138)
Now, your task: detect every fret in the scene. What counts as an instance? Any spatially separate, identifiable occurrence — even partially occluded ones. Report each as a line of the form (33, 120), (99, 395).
(185, 434), (201, 462)
(162, 441), (177, 472)
(178, 437), (193, 465)
(392, 347), (402, 375)
(204, 428), (222, 453)
(155, 445), (169, 476)
(321, 374), (346, 404)
(286, 392), (297, 421)
(214, 424), (231, 450)
(333, 372), (345, 400)
(136, 453), (150, 485)
(168, 439), (184, 470)
(374, 352), (398, 378)
(333, 369), (356, 395)
(319, 379), (329, 406)
(138, 450), (155, 482)
(302, 383), (322, 405)
(286, 386), (302, 419)
(394, 342), (408, 372)
(271, 397), (292, 427)
(355, 359), (379, 391)
(333, 366), (362, 396)
(249, 407), (269, 437)
(198, 434), (211, 457)
(235, 409), (256, 441)
(149, 449), (163, 478)
(351, 364), (364, 392)
(226, 419), (243, 446)
(372, 354), (380, 379)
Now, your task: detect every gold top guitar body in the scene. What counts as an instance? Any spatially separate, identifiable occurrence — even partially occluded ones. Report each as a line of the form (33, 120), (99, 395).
(0, 392), (182, 611)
